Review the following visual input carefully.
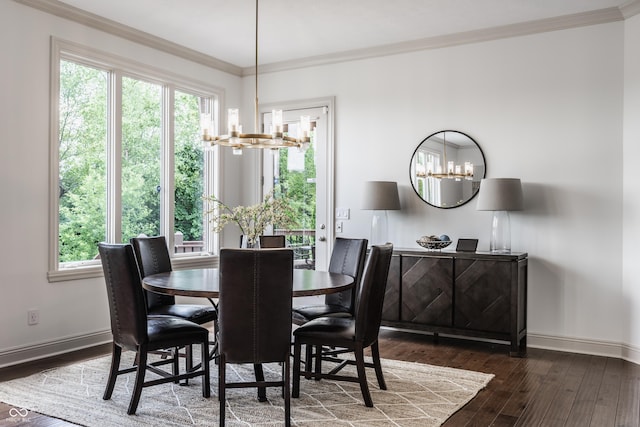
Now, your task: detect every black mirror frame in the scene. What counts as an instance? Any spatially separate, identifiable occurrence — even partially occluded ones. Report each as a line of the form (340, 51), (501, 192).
(409, 130), (486, 209)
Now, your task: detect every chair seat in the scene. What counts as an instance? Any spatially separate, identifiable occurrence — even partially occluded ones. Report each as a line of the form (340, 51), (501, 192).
(292, 304), (351, 322)
(293, 317), (356, 343)
(147, 316), (209, 349)
(149, 304), (217, 324)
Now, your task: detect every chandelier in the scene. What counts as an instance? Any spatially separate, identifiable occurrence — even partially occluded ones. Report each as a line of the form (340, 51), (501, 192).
(200, 0), (311, 154)
(425, 131), (474, 180)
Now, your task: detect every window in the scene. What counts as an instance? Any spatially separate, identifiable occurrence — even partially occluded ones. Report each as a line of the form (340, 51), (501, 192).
(50, 40), (220, 281)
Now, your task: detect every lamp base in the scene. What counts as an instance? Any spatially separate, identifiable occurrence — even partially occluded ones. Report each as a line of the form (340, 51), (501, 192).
(370, 210), (389, 246)
(490, 210), (511, 253)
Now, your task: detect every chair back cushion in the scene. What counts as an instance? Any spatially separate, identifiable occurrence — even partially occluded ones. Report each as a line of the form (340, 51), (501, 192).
(98, 243), (148, 348)
(130, 236), (176, 308)
(354, 243), (394, 345)
(219, 248), (294, 364)
(259, 235), (286, 248)
(325, 238), (368, 313)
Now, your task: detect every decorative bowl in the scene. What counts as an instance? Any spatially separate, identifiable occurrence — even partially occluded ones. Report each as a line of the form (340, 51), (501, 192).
(417, 236), (452, 250)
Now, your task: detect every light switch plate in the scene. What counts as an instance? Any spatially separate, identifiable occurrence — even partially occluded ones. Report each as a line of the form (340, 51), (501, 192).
(335, 208), (350, 220)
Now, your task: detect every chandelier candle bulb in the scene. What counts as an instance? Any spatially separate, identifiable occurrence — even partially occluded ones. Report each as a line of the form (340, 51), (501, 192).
(465, 162), (474, 177)
(228, 108), (240, 134)
(272, 109), (283, 138)
(300, 115), (311, 140)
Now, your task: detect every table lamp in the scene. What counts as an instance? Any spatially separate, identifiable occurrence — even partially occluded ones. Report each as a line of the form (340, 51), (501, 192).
(476, 178), (523, 253)
(361, 181), (401, 245)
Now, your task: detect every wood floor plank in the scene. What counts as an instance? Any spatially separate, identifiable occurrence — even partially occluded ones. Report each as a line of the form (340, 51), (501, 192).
(563, 355), (607, 427)
(536, 352), (592, 426)
(590, 357), (624, 427)
(498, 356), (551, 421)
(447, 352), (521, 426)
(614, 362), (640, 427)
(510, 350), (571, 427)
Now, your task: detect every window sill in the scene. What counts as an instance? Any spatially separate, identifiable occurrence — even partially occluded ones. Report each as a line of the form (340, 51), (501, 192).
(48, 253), (219, 283)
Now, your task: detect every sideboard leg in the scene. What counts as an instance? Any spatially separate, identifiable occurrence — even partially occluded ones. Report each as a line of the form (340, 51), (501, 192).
(509, 336), (527, 357)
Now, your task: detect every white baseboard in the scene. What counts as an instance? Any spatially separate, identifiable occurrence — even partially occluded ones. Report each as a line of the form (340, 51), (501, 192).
(0, 330), (112, 368)
(528, 333), (640, 365)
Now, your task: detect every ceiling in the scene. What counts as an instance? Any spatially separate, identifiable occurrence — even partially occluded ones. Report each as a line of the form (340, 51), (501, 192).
(49, 0), (635, 69)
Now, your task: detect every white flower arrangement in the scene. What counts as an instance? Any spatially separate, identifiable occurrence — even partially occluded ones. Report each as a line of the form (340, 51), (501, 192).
(205, 189), (296, 247)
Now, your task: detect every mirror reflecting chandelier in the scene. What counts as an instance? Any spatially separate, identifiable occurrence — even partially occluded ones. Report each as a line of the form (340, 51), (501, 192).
(426, 131), (474, 180)
(200, 0), (311, 154)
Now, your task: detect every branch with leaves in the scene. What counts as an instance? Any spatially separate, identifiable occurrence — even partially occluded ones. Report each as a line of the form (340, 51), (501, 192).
(205, 189), (297, 246)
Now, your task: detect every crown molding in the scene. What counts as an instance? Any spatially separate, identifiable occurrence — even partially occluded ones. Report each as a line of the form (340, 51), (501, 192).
(622, 0), (640, 17)
(251, 6), (626, 75)
(14, 0), (243, 76)
(14, 0), (635, 78)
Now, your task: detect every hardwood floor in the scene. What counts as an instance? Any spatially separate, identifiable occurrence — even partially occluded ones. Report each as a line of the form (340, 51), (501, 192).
(1, 331), (639, 426)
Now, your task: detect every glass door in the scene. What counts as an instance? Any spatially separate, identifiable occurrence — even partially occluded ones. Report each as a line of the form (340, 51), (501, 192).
(263, 106), (329, 271)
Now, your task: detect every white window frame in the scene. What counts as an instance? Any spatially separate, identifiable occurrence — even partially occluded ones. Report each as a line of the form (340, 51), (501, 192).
(48, 38), (223, 282)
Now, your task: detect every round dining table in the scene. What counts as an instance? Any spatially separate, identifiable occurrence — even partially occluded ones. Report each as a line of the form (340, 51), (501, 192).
(141, 268), (354, 298)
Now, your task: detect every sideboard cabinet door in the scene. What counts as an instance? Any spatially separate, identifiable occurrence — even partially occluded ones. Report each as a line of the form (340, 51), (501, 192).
(454, 258), (511, 334)
(401, 256), (453, 327)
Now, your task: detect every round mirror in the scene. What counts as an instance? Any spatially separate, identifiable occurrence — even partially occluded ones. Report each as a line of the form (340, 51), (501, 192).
(409, 130), (486, 209)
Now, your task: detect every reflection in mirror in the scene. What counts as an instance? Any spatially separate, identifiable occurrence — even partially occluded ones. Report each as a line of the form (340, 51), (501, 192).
(410, 130), (486, 208)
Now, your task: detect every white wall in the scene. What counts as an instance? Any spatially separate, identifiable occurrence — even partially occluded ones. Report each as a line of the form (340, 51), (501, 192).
(623, 14), (640, 355)
(0, 1), (242, 364)
(254, 23), (628, 356)
(1, 0), (637, 365)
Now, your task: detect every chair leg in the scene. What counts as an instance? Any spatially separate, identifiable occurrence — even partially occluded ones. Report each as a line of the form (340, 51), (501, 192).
(173, 346), (181, 383)
(103, 343), (121, 400)
(371, 340), (387, 390)
(186, 344), (194, 370)
(254, 364), (267, 402)
(354, 343), (373, 407)
(284, 356), (291, 427)
(292, 341), (301, 398)
(127, 347), (147, 415)
(202, 340), (211, 398)
(304, 343), (313, 378)
(219, 354), (226, 426)
(314, 345), (322, 380)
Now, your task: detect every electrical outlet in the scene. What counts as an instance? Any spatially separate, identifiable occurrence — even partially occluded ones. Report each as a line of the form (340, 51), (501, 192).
(28, 309), (39, 325)
(336, 221), (343, 233)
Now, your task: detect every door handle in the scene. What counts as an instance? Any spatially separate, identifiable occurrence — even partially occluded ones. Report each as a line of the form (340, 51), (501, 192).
(318, 236), (326, 242)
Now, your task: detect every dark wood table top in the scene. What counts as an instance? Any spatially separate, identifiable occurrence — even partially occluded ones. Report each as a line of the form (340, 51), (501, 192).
(141, 268), (354, 298)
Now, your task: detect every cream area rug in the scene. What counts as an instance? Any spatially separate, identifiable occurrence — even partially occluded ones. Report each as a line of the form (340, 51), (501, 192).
(0, 352), (493, 427)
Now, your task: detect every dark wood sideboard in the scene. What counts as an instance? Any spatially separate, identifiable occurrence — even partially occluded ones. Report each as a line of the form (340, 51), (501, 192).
(381, 249), (528, 356)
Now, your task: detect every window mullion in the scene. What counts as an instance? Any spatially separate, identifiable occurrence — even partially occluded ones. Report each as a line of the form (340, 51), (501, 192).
(107, 72), (122, 243)
(161, 86), (175, 247)
(204, 97), (219, 255)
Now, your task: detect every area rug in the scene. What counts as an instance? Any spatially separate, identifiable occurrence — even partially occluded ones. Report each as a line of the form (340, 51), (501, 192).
(0, 352), (493, 426)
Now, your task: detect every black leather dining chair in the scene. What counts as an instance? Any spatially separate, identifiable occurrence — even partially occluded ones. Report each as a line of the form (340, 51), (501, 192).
(292, 243), (393, 408)
(218, 248), (294, 427)
(292, 237), (368, 324)
(98, 243), (210, 415)
(130, 235), (218, 371)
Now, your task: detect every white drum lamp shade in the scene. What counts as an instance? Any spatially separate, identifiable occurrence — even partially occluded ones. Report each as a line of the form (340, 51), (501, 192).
(361, 181), (401, 245)
(476, 178), (523, 253)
